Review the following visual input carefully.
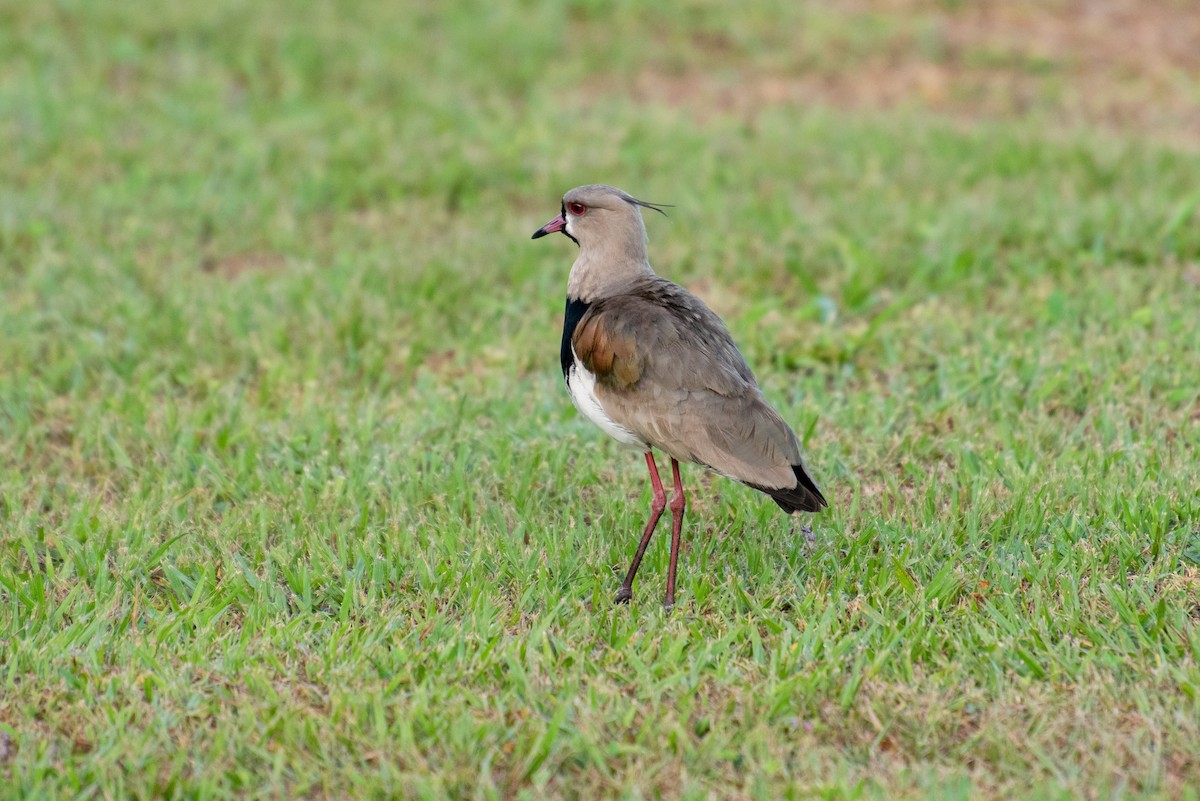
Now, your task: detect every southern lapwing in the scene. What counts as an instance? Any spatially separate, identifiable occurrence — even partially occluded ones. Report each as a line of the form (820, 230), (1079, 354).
(532, 184), (827, 608)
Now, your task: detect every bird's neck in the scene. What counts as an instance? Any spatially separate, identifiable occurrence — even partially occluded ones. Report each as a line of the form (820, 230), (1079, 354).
(566, 243), (655, 301)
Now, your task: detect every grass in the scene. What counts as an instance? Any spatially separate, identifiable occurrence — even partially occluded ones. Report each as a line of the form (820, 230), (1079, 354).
(2, 0), (1200, 798)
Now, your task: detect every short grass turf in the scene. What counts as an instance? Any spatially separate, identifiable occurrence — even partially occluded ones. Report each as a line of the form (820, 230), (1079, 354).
(2, 1), (1200, 799)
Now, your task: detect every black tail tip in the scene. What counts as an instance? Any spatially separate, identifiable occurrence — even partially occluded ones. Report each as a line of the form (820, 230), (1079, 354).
(764, 464), (828, 514)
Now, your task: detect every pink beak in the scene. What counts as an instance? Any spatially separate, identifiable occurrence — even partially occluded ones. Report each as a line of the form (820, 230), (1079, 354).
(531, 213), (567, 239)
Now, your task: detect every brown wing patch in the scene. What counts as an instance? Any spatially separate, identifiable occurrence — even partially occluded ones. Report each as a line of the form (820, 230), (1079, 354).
(572, 310), (643, 389)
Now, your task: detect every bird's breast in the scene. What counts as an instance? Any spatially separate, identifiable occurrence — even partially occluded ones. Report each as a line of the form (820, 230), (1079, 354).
(561, 296), (591, 378)
(565, 355), (649, 450)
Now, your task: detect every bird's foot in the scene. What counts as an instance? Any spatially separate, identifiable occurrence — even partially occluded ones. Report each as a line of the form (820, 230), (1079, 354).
(614, 586), (633, 605)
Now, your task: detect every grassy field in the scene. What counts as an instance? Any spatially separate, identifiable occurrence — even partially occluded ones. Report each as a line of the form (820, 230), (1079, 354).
(3, 1), (1200, 798)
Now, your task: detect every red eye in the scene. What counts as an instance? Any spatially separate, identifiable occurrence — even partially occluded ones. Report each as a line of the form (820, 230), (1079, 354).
(567, 202), (586, 216)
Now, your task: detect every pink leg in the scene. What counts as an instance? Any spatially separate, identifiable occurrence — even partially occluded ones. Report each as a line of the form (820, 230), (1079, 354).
(615, 452), (667, 604)
(664, 458), (687, 609)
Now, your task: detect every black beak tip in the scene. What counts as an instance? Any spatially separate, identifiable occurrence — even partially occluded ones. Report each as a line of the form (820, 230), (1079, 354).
(531, 228), (547, 240)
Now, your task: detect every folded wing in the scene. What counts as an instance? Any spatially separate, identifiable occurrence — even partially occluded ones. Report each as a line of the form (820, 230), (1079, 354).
(572, 278), (826, 513)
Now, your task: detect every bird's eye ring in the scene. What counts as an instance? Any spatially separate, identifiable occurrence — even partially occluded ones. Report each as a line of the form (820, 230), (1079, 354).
(567, 202), (586, 216)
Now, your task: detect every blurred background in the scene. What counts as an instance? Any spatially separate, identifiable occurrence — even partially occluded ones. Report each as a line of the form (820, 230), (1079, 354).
(4, 0), (1197, 384)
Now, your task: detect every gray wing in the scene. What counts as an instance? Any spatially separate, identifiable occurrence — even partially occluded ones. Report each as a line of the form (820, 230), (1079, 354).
(574, 278), (825, 510)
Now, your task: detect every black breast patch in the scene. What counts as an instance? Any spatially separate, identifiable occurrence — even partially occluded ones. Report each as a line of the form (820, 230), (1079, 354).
(560, 297), (591, 378)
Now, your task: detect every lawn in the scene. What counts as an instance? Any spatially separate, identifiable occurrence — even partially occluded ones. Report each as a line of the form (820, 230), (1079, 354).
(2, 1), (1199, 798)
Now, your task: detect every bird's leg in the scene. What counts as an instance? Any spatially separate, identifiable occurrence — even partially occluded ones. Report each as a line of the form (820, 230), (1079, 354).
(664, 458), (687, 610)
(615, 451), (666, 604)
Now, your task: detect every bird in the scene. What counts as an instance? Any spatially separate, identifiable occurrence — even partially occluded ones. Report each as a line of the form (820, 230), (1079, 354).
(531, 184), (827, 608)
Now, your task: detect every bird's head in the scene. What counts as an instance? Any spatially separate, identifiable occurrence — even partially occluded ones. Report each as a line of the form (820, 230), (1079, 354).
(531, 185), (668, 252)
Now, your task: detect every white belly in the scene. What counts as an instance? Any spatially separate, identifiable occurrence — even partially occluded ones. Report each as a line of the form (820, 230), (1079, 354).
(567, 355), (648, 450)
